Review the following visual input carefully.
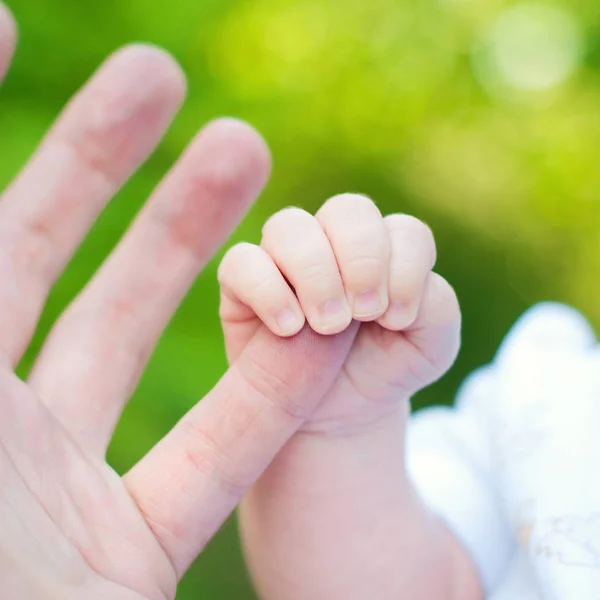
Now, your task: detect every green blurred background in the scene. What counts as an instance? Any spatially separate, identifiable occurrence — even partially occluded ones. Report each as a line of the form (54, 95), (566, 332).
(2, 0), (599, 596)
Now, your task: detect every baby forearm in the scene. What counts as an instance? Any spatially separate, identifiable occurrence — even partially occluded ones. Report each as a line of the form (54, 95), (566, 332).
(240, 408), (482, 600)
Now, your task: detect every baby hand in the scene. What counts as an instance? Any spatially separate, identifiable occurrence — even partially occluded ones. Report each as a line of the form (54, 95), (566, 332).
(218, 193), (460, 432)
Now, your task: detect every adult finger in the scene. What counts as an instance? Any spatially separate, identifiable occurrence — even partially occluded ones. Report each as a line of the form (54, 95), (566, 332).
(0, 3), (16, 80)
(124, 322), (358, 578)
(28, 119), (271, 456)
(0, 44), (185, 366)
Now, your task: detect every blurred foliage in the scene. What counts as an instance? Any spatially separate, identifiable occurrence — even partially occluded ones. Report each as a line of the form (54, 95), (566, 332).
(2, 0), (600, 597)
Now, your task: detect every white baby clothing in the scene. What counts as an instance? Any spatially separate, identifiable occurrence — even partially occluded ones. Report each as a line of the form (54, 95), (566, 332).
(406, 303), (600, 599)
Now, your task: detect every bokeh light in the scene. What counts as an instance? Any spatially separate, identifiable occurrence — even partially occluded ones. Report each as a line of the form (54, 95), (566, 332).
(473, 3), (583, 99)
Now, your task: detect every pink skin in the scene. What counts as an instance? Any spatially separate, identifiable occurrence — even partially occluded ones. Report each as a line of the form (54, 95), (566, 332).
(219, 196), (484, 598)
(0, 6), (358, 599)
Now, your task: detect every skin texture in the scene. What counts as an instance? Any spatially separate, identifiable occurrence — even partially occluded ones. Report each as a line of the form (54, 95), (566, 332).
(0, 6), (359, 599)
(220, 195), (484, 599)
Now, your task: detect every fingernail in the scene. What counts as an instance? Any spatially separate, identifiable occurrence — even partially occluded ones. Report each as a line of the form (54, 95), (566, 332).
(352, 290), (384, 318)
(318, 299), (351, 332)
(384, 302), (417, 330)
(277, 308), (303, 335)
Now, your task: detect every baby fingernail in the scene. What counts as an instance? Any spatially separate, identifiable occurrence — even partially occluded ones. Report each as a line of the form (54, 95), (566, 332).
(277, 308), (302, 334)
(318, 299), (351, 331)
(385, 302), (417, 330)
(353, 290), (383, 318)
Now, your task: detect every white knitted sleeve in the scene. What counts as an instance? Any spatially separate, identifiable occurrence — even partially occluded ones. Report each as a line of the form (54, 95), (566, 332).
(406, 303), (600, 599)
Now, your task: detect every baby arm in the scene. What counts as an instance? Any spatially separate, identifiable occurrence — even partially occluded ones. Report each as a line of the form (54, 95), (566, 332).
(217, 194), (483, 600)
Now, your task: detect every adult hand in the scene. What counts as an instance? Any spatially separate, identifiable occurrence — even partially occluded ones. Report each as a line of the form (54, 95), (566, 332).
(0, 6), (354, 599)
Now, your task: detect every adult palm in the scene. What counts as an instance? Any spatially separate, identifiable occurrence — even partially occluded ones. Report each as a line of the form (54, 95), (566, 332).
(0, 7), (353, 599)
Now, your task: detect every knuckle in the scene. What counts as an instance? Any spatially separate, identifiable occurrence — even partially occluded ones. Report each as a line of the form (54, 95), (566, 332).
(386, 214), (436, 249)
(319, 193), (379, 216)
(218, 242), (258, 282)
(342, 253), (384, 280)
(64, 300), (150, 371)
(262, 206), (312, 239)
(208, 164), (245, 201)
(248, 271), (283, 300)
(279, 238), (330, 278)
(292, 256), (336, 289)
(60, 127), (119, 186)
(4, 220), (59, 285)
(102, 296), (140, 330)
(225, 241), (258, 259)
(187, 155), (253, 207)
(235, 358), (312, 422)
(387, 214), (437, 270)
(57, 108), (141, 188)
(181, 419), (249, 499)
